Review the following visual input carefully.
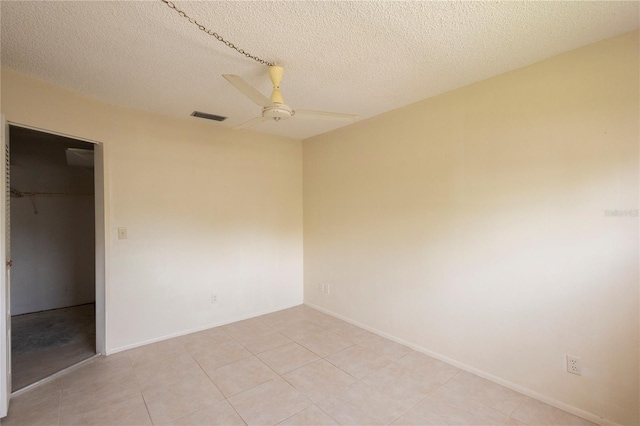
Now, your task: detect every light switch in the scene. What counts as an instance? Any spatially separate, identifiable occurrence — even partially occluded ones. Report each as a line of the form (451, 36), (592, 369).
(117, 227), (127, 240)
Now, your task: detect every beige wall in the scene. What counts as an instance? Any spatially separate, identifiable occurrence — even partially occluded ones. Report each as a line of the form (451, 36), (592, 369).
(1, 69), (304, 352)
(303, 31), (639, 425)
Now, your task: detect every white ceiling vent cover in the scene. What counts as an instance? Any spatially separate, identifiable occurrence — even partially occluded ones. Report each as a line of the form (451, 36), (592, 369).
(65, 148), (94, 169)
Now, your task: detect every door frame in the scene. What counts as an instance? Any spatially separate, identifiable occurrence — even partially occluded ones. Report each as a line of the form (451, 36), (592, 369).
(1, 115), (10, 417)
(1, 122), (107, 404)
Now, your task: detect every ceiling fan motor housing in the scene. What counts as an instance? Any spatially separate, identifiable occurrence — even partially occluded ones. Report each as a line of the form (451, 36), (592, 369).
(263, 104), (293, 120)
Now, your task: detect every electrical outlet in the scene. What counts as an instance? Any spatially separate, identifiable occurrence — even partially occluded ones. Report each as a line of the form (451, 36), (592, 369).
(566, 354), (581, 375)
(326, 284), (331, 295)
(211, 294), (218, 304)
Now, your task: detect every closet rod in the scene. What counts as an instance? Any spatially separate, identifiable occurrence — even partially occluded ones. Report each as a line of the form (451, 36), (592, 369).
(10, 188), (93, 198)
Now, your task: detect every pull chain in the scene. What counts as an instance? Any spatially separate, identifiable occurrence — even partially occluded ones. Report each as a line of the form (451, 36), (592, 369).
(161, 0), (274, 67)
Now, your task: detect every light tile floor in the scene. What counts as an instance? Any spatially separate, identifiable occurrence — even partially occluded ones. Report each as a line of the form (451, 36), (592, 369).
(4, 305), (596, 426)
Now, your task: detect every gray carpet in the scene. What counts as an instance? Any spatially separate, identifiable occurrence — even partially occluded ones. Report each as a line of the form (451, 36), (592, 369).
(11, 303), (96, 390)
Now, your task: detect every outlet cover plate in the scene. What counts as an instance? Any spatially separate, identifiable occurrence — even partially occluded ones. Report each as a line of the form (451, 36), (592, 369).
(566, 354), (582, 375)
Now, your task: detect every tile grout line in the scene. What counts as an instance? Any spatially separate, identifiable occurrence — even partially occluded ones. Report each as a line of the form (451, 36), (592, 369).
(56, 386), (62, 426)
(225, 396), (249, 426)
(441, 371), (526, 422)
(190, 321), (312, 425)
(321, 343), (390, 382)
(313, 400), (342, 426)
(218, 313), (358, 425)
(505, 394), (527, 424)
(267, 345), (321, 426)
(274, 401), (312, 425)
(140, 390), (155, 425)
(174, 340), (232, 425)
(126, 351), (165, 426)
(350, 352), (449, 426)
(382, 352), (452, 424)
(15, 306), (564, 426)
(385, 378), (452, 426)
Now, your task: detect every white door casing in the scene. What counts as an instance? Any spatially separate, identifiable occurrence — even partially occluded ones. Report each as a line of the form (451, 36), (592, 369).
(0, 123), (106, 415)
(0, 115), (11, 417)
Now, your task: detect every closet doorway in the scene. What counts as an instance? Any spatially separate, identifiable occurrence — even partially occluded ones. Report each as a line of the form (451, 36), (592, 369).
(9, 126), (96, 391)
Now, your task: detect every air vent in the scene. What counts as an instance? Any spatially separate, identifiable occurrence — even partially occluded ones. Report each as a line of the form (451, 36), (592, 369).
(191, 111), (227, 122)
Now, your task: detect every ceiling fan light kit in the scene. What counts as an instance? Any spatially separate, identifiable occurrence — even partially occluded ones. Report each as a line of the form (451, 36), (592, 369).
(224, 66), (357, 130)
(264, 105), (293, 120)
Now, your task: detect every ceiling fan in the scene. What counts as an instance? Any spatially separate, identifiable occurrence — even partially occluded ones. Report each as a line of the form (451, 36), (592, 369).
(223, 66), (357, 130)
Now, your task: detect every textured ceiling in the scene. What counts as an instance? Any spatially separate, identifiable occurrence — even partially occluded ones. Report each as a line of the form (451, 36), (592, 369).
(1, 1), (638, 140)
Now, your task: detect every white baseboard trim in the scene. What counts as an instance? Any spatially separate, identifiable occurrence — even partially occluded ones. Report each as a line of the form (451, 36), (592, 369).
(304, 301), (620, 426)
(106, 302), (303, 355)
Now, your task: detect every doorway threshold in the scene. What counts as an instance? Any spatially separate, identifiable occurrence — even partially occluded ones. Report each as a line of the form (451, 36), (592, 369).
(11, 353), (102, 397)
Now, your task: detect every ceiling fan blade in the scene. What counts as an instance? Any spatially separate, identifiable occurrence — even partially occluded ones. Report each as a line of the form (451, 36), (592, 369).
(234, 116), (269, 130)
(293, 110), (357, 122)
(223, 75), (272, 107)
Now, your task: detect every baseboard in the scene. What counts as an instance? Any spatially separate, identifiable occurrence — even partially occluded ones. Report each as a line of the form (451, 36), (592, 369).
(107, 302), (302, 355)
(304, 301), (621, 426)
